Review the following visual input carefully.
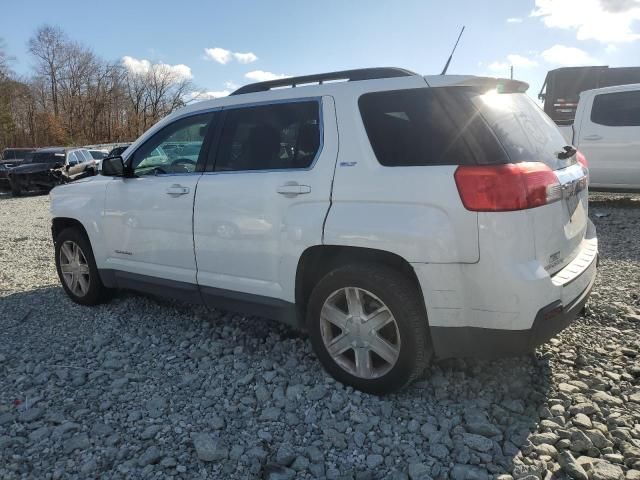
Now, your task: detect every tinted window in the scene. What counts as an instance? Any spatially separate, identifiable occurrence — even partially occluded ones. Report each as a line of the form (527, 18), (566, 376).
(32, 151), (65, 164)
(130, 113), (213, 175)
(358, 88), (505, 167)
(469, 91), (571, 170)
(68, 152), (79, 165)
(214, 101), (320, 172)
(90, 150), (106, 160)
(591, 91), (640, 127)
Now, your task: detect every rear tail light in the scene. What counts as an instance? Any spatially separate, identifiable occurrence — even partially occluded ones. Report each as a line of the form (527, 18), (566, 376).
(576, 150), (589, 183)
(454, 162), (561, 212)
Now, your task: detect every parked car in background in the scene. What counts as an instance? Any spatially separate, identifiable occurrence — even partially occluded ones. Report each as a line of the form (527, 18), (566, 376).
(50, 67), (597, 394)
(87, 149), (109, 171)
(567, 83), (640, 191)
(8, 147), (96, 195)
(106, 144), (131, 158)
(1, 148), (36, 165)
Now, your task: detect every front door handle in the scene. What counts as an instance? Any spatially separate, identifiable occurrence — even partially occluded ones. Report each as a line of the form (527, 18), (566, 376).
(166, 184), (190, 196)
(277, 183), (311, 196)
(583, 134), (603, 141)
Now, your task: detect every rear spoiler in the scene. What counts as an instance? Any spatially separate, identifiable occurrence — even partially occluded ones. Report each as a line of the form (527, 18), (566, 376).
(425, 75), (529, 93)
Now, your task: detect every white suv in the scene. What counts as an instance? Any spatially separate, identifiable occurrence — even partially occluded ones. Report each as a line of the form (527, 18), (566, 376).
(50, 68), (598, 394)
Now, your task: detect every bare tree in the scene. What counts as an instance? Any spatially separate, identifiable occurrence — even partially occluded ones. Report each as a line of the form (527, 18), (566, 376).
(28, 25), (67, 117)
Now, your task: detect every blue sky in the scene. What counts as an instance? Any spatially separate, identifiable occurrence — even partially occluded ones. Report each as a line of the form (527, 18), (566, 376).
(3, 0), (640, 102)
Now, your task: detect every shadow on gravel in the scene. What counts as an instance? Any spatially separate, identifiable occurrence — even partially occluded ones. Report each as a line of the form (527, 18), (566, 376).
(1, 285), (552, 479)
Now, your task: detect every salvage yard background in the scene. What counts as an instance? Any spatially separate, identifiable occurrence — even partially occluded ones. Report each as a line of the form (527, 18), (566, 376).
(0, 192), (638, 479)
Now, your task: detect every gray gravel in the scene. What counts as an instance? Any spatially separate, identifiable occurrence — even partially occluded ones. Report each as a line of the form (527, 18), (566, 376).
(0, 192), (639, 479)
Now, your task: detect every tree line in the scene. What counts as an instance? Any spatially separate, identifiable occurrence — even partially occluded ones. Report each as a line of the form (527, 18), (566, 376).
(0, 25), (196, 151)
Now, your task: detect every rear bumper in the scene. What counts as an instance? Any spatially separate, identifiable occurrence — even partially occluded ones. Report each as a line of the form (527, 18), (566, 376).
(428, 261), (596, 358)
(9, 172), (60, 192)
(413, 219), (598, 359)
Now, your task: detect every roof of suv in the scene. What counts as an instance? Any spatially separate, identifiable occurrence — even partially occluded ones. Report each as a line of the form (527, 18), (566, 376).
(176, 67), (528, 118)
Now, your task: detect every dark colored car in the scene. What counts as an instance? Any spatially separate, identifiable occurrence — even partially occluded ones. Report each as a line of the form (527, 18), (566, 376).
(8, 147), (96, 196)
(0, 148), (36, 190)
(107, 145), (131, 157)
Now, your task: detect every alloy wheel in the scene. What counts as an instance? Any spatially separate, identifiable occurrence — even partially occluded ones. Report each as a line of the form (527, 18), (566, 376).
(59, 240), (90, 297)
(320, 287), (401, 379)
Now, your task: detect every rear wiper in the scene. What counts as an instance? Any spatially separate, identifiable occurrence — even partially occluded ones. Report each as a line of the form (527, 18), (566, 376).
(556, 145), (577, 160)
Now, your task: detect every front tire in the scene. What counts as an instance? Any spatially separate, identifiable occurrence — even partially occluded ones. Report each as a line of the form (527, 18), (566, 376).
(307, 263), (432, 394)
(54, 227), (111, 305)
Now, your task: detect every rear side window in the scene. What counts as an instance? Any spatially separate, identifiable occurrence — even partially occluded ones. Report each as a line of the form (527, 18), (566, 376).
(214, 101), (320, 172)
(358, 88), (505, 167)
(591, 90), (640, 126)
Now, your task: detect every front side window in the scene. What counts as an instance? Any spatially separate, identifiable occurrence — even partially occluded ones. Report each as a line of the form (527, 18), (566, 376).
(130, 113), (213, 176)
(67, 152), (79, 165)
(591, 90), (640, 127)
(214, 101), (320, 172)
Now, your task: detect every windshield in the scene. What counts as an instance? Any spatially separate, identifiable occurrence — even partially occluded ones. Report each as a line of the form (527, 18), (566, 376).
(469, 90), (573, 170)
(30, 151), (65, 164)
(90, 150), (106, 159)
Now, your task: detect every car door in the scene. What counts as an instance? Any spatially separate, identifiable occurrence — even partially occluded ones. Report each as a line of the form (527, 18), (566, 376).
(193, 97), (338, 309)
(576, 89), (640, 189)
(102, 111), (216, 289)
(66, 151), (80, 177)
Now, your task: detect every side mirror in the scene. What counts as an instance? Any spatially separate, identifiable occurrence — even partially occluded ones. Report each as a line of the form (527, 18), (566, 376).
(101, 156), (125, 177)
(65, 164), (70, 172)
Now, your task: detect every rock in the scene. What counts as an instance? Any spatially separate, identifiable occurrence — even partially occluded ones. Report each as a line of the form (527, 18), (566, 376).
(558, 451), (589, 480)
(574, 413), (593, 429)
(571, 430), (594, 452)
(275, 444), (296, 466)
(408, 462), (432, 480)
(140, 425), (160, 440)
(308, 384), (327, 401)
(465, 422), (502, 437)
(18, 407), (44, 423)
(592, 391), (624, 406)
(591, 462), (624, 480)
(63, 433), (90, 454)
(450, 464), (489, 480)
(138, 446), (163, 466)
(559, 383), (581, 394)
(429, 443), (449, 460)
(366, 454), (384, 469)
(146, 396), (167, 418)
(263, 464), (296, 480)
(530, 432), (560, 445)
(260, 406), (281, 421)
(462, 433), (494, 452)
(192, 433), (228, 462)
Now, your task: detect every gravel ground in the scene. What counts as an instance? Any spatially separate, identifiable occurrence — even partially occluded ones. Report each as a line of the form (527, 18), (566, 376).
(0, 192), (639, 480)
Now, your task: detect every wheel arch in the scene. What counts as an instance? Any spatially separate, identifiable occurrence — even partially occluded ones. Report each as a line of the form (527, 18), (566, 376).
(295, 245), (427, 327)
(51, 217), (89, 244)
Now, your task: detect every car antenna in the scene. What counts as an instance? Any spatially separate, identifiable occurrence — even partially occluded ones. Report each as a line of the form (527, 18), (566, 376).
(440, 26), (465, 75)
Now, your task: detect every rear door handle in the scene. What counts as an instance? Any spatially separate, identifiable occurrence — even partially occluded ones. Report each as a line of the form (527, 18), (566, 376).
(166, 184), (190, 196)
(277, 184), (311, 196)
(583, 134), (603, 141)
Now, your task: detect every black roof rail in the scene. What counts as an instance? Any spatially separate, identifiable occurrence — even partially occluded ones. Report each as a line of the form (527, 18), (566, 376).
(230, 67), (418, 95)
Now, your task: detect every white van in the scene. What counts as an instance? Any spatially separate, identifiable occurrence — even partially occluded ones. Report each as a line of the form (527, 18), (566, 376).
(570, 83), (640, 191)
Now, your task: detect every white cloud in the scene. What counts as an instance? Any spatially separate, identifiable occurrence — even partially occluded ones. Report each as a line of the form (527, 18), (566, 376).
(122, 56), (151, 75)
(233, 52), (258, 64)
(122, 56), (192, 80)
(506, 17), (523, 23)
(245, 70), (289, 82)
(488, 54), (538, 72)
(540, 44), (599, 66)
(194, 90), (230, 100)
(531, 0), (640, 43)
(204, 48), (258, 65)
(224, 80), (239, 90)
(204, 47), (232, 64)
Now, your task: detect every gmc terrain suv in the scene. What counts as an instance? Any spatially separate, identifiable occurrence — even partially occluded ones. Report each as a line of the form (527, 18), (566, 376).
(50, 68), (597, 394)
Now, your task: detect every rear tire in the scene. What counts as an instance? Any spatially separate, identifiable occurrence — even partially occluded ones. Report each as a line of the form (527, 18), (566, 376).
(307, 263), (432, 394)
(54, 227), (112, 305)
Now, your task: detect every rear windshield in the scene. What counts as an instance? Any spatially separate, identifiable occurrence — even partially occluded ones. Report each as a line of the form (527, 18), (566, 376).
(469, 90), (573, 170)
(359, 87), (572, 170)
(3, 149), (33, 160)
(90, 150), (106, 159)
(31, 151), (65, 164)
